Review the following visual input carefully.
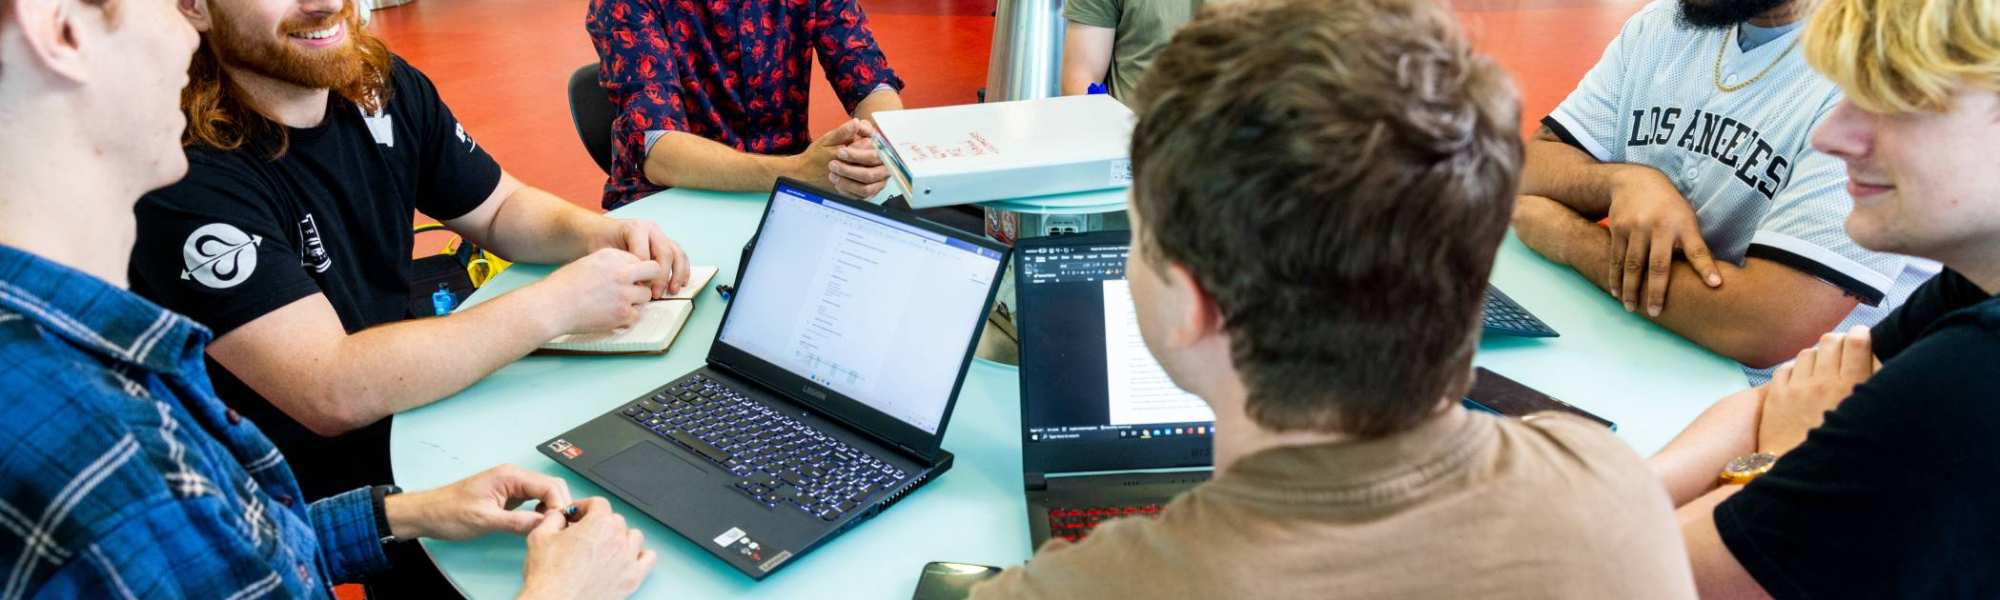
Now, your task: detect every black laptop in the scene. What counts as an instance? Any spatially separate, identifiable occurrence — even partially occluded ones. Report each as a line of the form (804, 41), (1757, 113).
(538, 178), (1010, 580)
(1012, 231), (1216, 548)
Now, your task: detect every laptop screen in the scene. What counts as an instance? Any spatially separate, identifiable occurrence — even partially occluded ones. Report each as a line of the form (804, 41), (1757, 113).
(717, 185), (1006, 435)
(1016, 235), (1217, 449)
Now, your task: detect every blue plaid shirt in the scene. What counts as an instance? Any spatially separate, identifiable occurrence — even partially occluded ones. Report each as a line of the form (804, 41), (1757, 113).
(0, 244), (389, 599)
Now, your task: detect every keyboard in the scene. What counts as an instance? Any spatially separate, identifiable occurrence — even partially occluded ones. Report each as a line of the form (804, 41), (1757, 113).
(1482, 287), (1558, 338)
(1045, 503), (1165, 543)
(620, 374), (905, 522)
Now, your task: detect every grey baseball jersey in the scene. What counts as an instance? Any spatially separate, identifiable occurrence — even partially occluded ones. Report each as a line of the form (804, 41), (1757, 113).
(1545, 0), (1937, 376)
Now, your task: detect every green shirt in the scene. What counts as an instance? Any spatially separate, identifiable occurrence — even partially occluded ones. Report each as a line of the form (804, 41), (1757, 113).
(1064, 0), (1204, 104)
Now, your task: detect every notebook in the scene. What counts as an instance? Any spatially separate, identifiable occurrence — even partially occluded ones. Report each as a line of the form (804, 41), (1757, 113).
(538, 265), (719, 354)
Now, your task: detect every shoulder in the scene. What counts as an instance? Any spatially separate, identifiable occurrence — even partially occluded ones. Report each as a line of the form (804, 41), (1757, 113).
(1619, 0), (1683, 39)
(1492, 413), (1677, 520)
(139, 148), (282, 220)
(1845, 314), (2000, 441)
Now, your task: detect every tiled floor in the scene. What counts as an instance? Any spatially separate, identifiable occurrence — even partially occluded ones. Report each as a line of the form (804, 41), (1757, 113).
(370, 0), (1646, 214)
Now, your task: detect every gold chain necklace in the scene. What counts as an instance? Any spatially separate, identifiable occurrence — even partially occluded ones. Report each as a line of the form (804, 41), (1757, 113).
(1713, 26), (1800, 93)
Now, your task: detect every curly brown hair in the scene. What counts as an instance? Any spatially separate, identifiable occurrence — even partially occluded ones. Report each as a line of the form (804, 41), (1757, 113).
(1129, 0), (1523, 437)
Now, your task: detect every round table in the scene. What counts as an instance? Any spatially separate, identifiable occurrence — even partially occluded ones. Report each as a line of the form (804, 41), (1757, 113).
(390, 187), (1748, 598)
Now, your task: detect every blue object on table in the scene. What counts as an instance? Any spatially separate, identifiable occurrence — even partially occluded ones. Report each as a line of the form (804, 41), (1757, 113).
(431, 283), (455, 316)
(1086, 82), (1107, 95)
(391, 186), (1751, 598)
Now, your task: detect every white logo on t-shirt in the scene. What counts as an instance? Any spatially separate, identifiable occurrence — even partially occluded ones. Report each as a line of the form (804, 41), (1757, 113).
(361, 107), (394, 147)
(181, 223), (262, 289)
(454, 122), (478, 153)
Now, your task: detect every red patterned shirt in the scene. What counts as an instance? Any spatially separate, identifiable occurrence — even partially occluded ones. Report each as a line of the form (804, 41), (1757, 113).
(588, 0), (903, 209)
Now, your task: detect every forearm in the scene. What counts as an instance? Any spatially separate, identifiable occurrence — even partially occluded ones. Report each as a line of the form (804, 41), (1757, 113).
(1649, 387), (1761, 507)
(853, 88), (903, 123)
(1514, 196), (1844, 367)
(644, 131), (804, 192)
(479, 185), (616, 264)
(1679, 485), (1772, 599)
(1521, 128), (1665, 218)
(321, 286), (563, 429)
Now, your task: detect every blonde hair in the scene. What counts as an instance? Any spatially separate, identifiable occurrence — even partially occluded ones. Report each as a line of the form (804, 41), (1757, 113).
(1805, 0), (2000, 113)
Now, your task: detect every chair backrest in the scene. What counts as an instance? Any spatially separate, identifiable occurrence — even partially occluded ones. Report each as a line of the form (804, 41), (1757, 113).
(566, 63), (617, 176)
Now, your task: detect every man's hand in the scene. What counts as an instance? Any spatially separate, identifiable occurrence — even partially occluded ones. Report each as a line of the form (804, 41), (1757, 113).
(794, 119), (891, 199)
(518, 497), (657, 600)
(385, 465), (573, 541)
(1605, 168), (1725, 316)
(529, 248), (663, 336)
(594, 219), (690, 297)
(1758, 326), (1875, 455)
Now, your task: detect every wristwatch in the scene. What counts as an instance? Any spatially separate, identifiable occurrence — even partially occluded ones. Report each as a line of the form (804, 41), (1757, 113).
(1719, 452), (1779, 485)
(372, 484), (403, 544)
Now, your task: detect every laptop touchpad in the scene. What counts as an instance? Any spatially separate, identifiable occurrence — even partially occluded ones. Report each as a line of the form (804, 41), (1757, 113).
(592, 442), (709, 509)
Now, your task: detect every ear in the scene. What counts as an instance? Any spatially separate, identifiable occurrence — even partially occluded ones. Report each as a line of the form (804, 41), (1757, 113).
(7, 0), (91, 84)
(179, 0), (213, 33)
(1164, 261), (1224, 347)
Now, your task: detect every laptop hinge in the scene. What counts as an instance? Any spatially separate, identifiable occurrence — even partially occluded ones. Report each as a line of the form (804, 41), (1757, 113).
(1025, 472), (1048, 492)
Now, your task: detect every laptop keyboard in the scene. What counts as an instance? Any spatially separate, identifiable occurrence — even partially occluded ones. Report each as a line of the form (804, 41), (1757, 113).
(621, 374), (906, 522)
(1482, 287), (1559, 338)
(1046, 503), (1166, 543)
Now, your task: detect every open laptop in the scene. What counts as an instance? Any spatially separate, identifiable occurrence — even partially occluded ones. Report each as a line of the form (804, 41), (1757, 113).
(1013, 231), (1216, 548)
(538, 178), (1010, 580)
(1011, 231), (1577, 548)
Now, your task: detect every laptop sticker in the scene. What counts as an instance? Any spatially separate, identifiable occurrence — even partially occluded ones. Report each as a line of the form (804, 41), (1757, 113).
(713, 527), (747, 548)
(758, 550), (794, 573)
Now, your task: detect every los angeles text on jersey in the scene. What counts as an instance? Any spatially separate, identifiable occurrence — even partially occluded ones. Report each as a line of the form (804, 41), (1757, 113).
(1625, 106), (1791, 200)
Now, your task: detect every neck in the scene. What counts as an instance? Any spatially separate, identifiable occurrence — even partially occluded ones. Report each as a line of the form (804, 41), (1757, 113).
(1747, 1), (1805, 27)
(224, 64), (331, 128)
(0, 101), (140, 287)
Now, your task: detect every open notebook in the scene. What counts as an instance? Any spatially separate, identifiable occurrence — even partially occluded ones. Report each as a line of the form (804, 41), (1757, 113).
(538, 265), (719, 354)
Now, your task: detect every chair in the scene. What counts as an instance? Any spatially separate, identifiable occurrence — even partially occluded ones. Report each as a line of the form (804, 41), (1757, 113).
(566, 63), (617, 176)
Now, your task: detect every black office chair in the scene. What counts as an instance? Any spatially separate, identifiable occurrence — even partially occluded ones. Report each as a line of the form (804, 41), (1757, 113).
(567, 63), (617, 176)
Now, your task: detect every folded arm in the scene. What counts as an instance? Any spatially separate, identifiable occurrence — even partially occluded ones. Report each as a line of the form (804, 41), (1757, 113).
(1513, 195), (1857, 368)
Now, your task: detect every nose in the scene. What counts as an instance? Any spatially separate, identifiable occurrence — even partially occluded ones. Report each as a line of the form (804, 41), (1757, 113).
(1810, 101), (1873, 162)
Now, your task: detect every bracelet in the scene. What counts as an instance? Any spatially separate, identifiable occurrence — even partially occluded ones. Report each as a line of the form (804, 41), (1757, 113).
(372, 484), (403, 544)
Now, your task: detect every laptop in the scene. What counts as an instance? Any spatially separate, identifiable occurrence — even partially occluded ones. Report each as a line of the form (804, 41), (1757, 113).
(538, 178), (1011, 580)
(1011, 231), (1575, 548)
(1012, 230), (1216, 548)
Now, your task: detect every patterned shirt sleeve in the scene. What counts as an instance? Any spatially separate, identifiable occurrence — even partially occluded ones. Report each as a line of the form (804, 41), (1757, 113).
(309, 488), (391, 584)
(589, 0), (692, 157)
(1545, 3), (1662, 163)
(813, 0), (903, 113)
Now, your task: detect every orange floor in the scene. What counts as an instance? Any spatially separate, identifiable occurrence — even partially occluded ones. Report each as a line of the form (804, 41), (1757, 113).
(370, 0), (1645, 215)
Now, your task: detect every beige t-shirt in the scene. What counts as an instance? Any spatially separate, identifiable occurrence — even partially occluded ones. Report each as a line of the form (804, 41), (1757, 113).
(1063, 0), (1204, 104)
(970, 407), (1695, 599)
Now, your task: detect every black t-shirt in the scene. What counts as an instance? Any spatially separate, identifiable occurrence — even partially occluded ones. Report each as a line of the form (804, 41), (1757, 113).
(130, 56), (502, 502)
(1715, 269), (2000, 599)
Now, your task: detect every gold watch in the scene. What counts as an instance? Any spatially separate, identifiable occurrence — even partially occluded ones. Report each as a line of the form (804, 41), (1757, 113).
(1719, 452), (1779, 485)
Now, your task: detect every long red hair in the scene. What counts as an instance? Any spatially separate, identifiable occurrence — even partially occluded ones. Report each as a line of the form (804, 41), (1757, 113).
(180, 9), (393, 158)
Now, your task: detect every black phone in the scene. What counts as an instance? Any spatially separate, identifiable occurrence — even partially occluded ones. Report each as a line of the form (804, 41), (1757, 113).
(1464, 367), (1616, 431)
(912, 561), (1004, 600)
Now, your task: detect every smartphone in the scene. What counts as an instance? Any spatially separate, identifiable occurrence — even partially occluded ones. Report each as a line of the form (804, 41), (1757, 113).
(912, 561), (1004, 600)
(1463, 367), (1616, 431)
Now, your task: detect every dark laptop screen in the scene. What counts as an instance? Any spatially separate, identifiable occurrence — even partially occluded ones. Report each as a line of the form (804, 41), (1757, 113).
(1016, 235), (1216, 449)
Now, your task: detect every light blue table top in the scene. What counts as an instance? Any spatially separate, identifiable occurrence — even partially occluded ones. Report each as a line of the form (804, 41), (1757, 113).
(390, 187), (1748, 598)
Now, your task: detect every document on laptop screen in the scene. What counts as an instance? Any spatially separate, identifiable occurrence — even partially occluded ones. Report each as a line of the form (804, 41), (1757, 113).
(1102, 280), (1216, 426)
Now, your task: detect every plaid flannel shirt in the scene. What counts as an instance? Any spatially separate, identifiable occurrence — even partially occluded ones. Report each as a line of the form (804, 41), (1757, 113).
(0, 244), (389, 599)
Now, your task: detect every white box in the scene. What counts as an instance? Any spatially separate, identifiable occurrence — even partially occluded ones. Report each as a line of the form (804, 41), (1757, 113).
(873, 95), (1135, 208)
